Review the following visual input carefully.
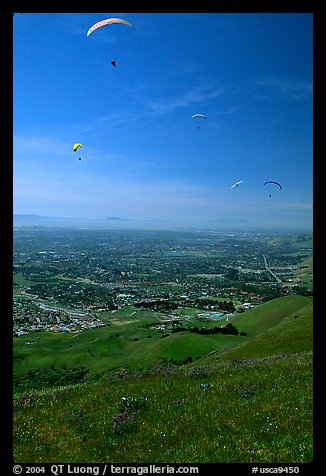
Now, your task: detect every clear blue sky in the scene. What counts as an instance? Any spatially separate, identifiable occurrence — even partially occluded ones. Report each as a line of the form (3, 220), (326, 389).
(13, 12), (313, 230)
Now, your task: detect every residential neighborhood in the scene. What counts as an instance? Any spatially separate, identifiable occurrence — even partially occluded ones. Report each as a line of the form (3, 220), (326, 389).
(13, 228), (312, 337)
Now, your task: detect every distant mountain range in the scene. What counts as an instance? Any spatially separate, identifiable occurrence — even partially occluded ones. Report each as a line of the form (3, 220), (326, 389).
(105, 216), (134, 221)
(13, 215), (178, 230)
(13, 214), (310, 232)
(14, 214), (133, 223)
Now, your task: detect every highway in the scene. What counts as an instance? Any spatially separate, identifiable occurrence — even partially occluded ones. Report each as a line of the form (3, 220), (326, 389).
(263, 255), (283, 284)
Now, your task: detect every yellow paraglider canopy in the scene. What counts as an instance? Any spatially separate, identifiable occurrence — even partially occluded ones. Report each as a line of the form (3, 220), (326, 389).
(73, 143), (83, 152)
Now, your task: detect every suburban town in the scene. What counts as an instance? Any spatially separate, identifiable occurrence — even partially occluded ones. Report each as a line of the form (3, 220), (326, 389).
(13, 227), (312, 337)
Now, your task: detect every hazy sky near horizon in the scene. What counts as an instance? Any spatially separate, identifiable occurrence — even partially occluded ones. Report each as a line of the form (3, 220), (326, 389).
(13, 12), (313, 229)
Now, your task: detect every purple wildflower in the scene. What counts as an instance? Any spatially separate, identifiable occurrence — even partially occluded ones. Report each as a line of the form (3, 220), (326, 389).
(113, 411), (135, 433)
(238, 381), (255, 400)
(116, 372), (125, 380)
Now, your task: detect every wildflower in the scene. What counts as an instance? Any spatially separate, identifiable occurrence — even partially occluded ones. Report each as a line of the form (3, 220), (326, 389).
(112, 411), (135, 434)
(189, 366), (210, 378)
(169, 398), (184, 410)
(18, 394), (36, 407)
(200, 383), (214, 390)
(120, 395), (147, 411)
(238, 382), (255, 399)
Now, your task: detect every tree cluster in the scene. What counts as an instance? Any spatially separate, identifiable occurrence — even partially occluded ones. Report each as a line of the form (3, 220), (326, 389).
(172, 322), (239, 336)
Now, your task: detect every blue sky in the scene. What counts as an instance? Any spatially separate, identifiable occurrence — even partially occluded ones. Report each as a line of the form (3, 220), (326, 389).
(13, 12), (313, 230)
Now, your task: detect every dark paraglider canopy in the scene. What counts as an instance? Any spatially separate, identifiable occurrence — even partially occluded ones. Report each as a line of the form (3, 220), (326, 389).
(264, 181), (282, 189)
(264, 181), (282, 197)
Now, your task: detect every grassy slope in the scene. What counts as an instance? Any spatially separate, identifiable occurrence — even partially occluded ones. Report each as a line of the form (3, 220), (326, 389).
(13, 321), (239, 377)
(14, 352), (313, 463)
(228, 295), (311, 337)
(295, 255), (313, 290)
(13, 295), (313, 463)
(14, 295), (312, 376)
(206, 300), (312, 363)
(217, 295), (313, 361)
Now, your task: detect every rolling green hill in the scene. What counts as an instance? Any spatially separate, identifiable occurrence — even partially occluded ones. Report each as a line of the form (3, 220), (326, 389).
(13, 295), (313, 463)
(199, 296), (312, 364)
(13, 323), (240, 378)
(228, 295), (312, 337)
(13, 295), (313, 378)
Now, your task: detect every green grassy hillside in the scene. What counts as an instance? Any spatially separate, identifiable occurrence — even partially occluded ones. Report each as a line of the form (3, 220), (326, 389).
(14, 351), (313, 463)
(217, 301), (311, 363)
(14, 295), (313, 379)
(14, 325), (240, 378)
(13, 295), (313, 463)
(215, 296), (313, 362)
(295, 255), (313, 290)
(228, 295), (312, 337)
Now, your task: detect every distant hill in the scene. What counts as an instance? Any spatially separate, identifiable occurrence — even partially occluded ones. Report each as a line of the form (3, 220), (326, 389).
(105, 217), (134, 221)
(267, 233), (312, 249)
(14, 214), (50, 221)
(14, 214), (82, 225)
(14, 215), (313, 232)
(13, 215), (180, 230)
(13, 215), (134, 228)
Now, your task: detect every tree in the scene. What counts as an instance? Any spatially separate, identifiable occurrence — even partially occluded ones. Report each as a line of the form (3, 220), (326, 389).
(224, 323), (239, 335)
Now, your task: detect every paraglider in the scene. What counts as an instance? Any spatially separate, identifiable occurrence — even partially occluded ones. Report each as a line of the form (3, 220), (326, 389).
(192, 114), (207, 129)
(73, 143), (83, 161)
(73, 143), (82, 152)
(86, 17), (135, 37)
(264, 181), (282, 189)
(87, 18), (135, 67)
(264, 181), (282, 197)
(230, 180), (244, 188)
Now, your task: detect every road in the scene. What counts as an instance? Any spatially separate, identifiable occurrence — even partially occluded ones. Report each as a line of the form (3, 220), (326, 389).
(263, 255), (283, 284)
